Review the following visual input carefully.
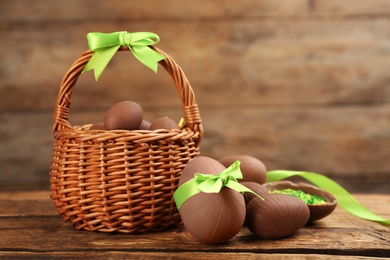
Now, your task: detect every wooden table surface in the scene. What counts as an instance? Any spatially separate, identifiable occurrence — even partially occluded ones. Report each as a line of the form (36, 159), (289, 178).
(0, 190), (389, 259)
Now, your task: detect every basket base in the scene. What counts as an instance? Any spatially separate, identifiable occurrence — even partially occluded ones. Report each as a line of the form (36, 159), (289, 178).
(50, 132), (200, 233)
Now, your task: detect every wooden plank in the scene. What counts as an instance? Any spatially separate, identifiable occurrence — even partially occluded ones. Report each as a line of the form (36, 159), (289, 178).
(2, 0), (390, 20)
(0, 190), (50, 200)
(200, 104), (390, 177)
(0, 192), (389, 258)
(0, 106), (389, 190)
(1, 215), (389, 255)
(0, 252), (380, 260)
(0, 191), (55, 217)
(1, 19), (390, 110)
(0, 252), (379, 260)
(2, 103), (390, 190)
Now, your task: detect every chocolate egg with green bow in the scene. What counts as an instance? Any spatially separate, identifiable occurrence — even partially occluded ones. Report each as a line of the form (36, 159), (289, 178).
(177, 156), (246, 244)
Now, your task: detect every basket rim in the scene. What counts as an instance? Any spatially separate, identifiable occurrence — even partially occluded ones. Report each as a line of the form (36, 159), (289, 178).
(54, 124), (201, 146)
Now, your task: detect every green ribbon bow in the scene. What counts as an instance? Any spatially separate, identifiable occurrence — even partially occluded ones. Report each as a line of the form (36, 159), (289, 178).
(267, 170), (390, 226)
(82, 31), (166, 80)
(174, 160), (263, 210)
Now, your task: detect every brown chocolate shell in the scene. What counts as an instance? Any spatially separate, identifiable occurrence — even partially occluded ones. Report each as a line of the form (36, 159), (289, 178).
(104, 101), (143, 130)
(240, 181), (269, 205)
(178, 156), (246, 244)
(180, 187), (246, 244)
(264, 181), (337, 222)
(246, 194), (310, 239)
(149, 117), (179, 130)
(218, 155), (267, 184)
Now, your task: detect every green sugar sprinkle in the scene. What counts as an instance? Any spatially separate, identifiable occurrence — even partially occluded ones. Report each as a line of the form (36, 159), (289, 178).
(269, 188), (327, 205)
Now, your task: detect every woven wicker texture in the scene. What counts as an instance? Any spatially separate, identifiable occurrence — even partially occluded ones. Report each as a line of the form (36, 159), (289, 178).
(50, 46), (203, 233)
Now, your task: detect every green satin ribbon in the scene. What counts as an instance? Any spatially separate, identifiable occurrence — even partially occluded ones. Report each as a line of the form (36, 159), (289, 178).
(174, 161), (263, 210)
(267, 170), (390, 226)
(82, 31), (166, 80)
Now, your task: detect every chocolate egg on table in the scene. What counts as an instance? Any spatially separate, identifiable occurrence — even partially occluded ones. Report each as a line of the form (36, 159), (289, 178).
(138, 119), (151, 130)
(104, 101), (143, 130)
(240, 181), (269, 205)
(264, 181), (337, 222)
(218, 155), (267, 184)
(89, 122), (105, 130)
(246, 194), (310, 239)
(178, 156), (246, 244)
(149, 117), (179, 130)
(180, 188), (246, 244)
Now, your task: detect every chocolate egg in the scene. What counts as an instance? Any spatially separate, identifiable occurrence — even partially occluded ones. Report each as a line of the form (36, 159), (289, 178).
(149, 117), (179, 130)
(138, 119), (151, 130)
(218, 155), (267, 184)
(180, 188), (246, 244)
(246, 194), (309, 239)
(264, 181), (337, 222)
(178, 156), (246, 244)
(240, 181), (268, 205)
(104, 101), (143, 130)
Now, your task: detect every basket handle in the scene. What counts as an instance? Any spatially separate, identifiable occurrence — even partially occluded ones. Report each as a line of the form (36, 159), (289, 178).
(53, 46), (203, 143)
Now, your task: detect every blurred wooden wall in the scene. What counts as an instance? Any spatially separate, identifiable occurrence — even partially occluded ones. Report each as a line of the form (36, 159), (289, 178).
(1, 0), (390, 192)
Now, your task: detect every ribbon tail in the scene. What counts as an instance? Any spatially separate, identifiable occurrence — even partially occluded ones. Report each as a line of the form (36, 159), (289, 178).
(83, 45), (120, 81)
(225, 181), (264, 200)
(267, 170), (390, 226)
(130, 45), (165, 73)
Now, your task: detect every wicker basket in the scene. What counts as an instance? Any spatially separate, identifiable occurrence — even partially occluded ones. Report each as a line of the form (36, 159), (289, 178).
(50, 46), (203, 233)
